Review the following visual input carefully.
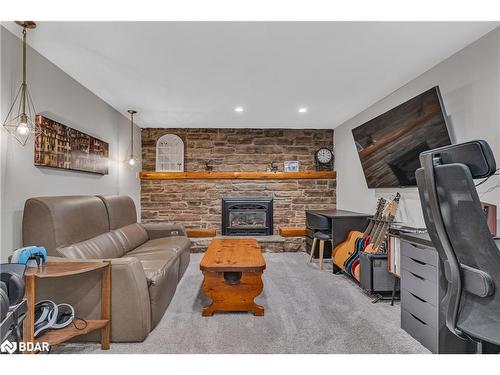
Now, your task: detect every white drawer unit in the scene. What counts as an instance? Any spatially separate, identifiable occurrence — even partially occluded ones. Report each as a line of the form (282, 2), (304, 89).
(399, 233), (476, 354)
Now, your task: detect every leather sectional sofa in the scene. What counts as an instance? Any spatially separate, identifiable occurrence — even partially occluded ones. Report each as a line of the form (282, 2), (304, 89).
(22, 195), (191, 342)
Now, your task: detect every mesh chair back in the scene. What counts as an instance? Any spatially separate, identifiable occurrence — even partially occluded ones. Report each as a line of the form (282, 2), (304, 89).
(416, 140), (500, 346)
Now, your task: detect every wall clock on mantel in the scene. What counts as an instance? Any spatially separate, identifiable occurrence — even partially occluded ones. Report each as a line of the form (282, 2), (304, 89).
(314, 147), (334, 170)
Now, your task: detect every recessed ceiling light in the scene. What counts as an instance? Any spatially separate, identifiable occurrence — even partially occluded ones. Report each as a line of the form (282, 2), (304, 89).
(298, 107), (308, 113)
(234, 107), (244, 113)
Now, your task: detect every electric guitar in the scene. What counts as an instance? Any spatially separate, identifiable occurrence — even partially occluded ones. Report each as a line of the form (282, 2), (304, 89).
(351, 193), (400, 281)
(364, 193), (400, 254)
(332, 198), (386, 270)
(342, 199), (389, 276)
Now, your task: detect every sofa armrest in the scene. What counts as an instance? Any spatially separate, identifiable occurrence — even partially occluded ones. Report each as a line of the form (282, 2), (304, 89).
(43, 256), (151, 342)
(141, 222), (187, 240)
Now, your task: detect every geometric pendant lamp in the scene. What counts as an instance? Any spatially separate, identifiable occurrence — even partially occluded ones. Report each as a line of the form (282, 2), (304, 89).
(2, 21), (40, 146)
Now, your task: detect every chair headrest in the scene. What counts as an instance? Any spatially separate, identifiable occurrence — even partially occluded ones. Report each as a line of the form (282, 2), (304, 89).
(419, 140), (496, 178)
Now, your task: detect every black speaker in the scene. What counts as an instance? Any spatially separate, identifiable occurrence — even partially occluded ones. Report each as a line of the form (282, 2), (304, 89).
(359, 253), (397, 293)
(0, 263), (26, 308)
(0, 282), (9, 321)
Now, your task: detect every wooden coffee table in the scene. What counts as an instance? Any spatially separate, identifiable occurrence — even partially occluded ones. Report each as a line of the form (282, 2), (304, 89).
(200, 238), (266, 316)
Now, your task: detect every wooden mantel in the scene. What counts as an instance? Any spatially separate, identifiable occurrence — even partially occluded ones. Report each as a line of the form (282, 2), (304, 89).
(139, 170), (336, 180)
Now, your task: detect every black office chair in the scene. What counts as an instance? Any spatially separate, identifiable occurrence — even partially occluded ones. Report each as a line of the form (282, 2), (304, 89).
(307, 213), (332, 270)
(416, 140), (500, 353)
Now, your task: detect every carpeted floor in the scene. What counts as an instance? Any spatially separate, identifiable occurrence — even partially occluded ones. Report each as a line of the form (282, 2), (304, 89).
(53, 252), (429, 354)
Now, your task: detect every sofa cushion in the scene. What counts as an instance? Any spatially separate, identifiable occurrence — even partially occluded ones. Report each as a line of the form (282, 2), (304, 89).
(128, 237), (191, 256)
(113, 223), (149, 253)
(135, 255), (177, 282)
(23, 196), (110, 256)
(131, 251), (179, 329)
(142, 222), (185, 239)
(129, 249), (178, 263)
(57, 231), (124, 259)
(178, 250), (190, 281)
(98, 195), (138, 230)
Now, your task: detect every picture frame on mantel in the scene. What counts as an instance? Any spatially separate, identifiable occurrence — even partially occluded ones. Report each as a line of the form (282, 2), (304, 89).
(34, 115), (109, 175)
(284, 161), (299, 172)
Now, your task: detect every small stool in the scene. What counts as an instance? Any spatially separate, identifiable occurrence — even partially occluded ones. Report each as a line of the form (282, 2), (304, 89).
(306, 213), (333, 270)
(308, 231), (332, 270)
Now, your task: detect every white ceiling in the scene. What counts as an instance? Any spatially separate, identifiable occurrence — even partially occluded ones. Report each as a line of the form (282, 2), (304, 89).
(3, 21), (498, 128)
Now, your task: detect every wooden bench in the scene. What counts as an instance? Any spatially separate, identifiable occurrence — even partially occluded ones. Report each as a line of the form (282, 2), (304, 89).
(186, 228), (217, 238)
(278, 226), (307, 237)
(187, 227), (306, 238)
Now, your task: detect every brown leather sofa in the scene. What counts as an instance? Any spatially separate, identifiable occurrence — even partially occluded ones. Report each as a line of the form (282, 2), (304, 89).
(22, 195), (191, 342)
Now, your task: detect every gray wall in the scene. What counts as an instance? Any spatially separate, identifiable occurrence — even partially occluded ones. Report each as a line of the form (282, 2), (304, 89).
(335, 27), (500, 228)
(0, 26), (141, 261)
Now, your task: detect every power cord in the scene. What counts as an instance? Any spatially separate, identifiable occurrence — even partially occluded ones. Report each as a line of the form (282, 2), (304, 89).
(475, 168), (500, 187)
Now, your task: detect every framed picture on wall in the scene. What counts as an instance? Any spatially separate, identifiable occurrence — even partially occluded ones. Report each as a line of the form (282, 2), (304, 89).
(284, 161), (299, 172)
(34, 115), (109, 175)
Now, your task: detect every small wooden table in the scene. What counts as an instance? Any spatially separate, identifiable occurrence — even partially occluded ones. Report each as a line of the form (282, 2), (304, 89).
(23, 261), (111, 353)
(200, 238), (266, 316)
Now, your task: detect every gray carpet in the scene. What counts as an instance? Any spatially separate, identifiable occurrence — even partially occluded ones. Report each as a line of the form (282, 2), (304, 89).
(53, 252), (429, 354)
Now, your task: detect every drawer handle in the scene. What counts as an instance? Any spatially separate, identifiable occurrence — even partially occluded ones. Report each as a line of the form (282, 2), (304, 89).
(409, 257), (427, 266)
(410, 312), (428, 326)
(409, 271), (425, 281)
(409, 243), (427, 250)
(409, 291), (427, 303)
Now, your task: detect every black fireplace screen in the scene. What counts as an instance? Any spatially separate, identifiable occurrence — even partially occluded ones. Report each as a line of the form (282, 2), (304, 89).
(222, 197), (273, 236)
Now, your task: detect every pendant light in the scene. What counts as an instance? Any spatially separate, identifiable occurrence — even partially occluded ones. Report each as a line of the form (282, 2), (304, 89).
(2, 21), (39, 146)
(127, 110), (137, 166)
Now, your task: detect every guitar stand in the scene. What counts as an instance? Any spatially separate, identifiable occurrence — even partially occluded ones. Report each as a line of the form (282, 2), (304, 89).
(370, 277), (400, 305)
(332, 263), (342, 275)
(371, 293), (400, 304)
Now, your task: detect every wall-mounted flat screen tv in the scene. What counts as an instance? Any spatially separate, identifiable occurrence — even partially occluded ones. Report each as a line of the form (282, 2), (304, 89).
(351, 86), (452, 188)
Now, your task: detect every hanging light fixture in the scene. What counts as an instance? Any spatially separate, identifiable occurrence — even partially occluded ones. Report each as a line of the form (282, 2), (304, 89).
(127, 110), (137, 166)
(2, 21), (40, 146)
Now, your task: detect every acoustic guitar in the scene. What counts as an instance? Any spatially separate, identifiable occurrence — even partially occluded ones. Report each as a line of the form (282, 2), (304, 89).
(351, 193), (400, 281)
(332, 198), (386, 270)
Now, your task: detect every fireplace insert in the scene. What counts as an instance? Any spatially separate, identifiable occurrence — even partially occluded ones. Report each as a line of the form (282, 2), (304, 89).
(222, 197), (273, 236)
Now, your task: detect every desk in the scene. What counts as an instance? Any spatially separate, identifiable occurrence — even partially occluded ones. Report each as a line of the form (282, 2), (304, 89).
(305, 209), (371, 259)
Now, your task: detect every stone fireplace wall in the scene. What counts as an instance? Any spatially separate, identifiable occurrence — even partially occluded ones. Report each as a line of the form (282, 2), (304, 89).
(142, 128), (333, 172)
(141, 178), (336, 233)
(140, 128), (336, 238)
